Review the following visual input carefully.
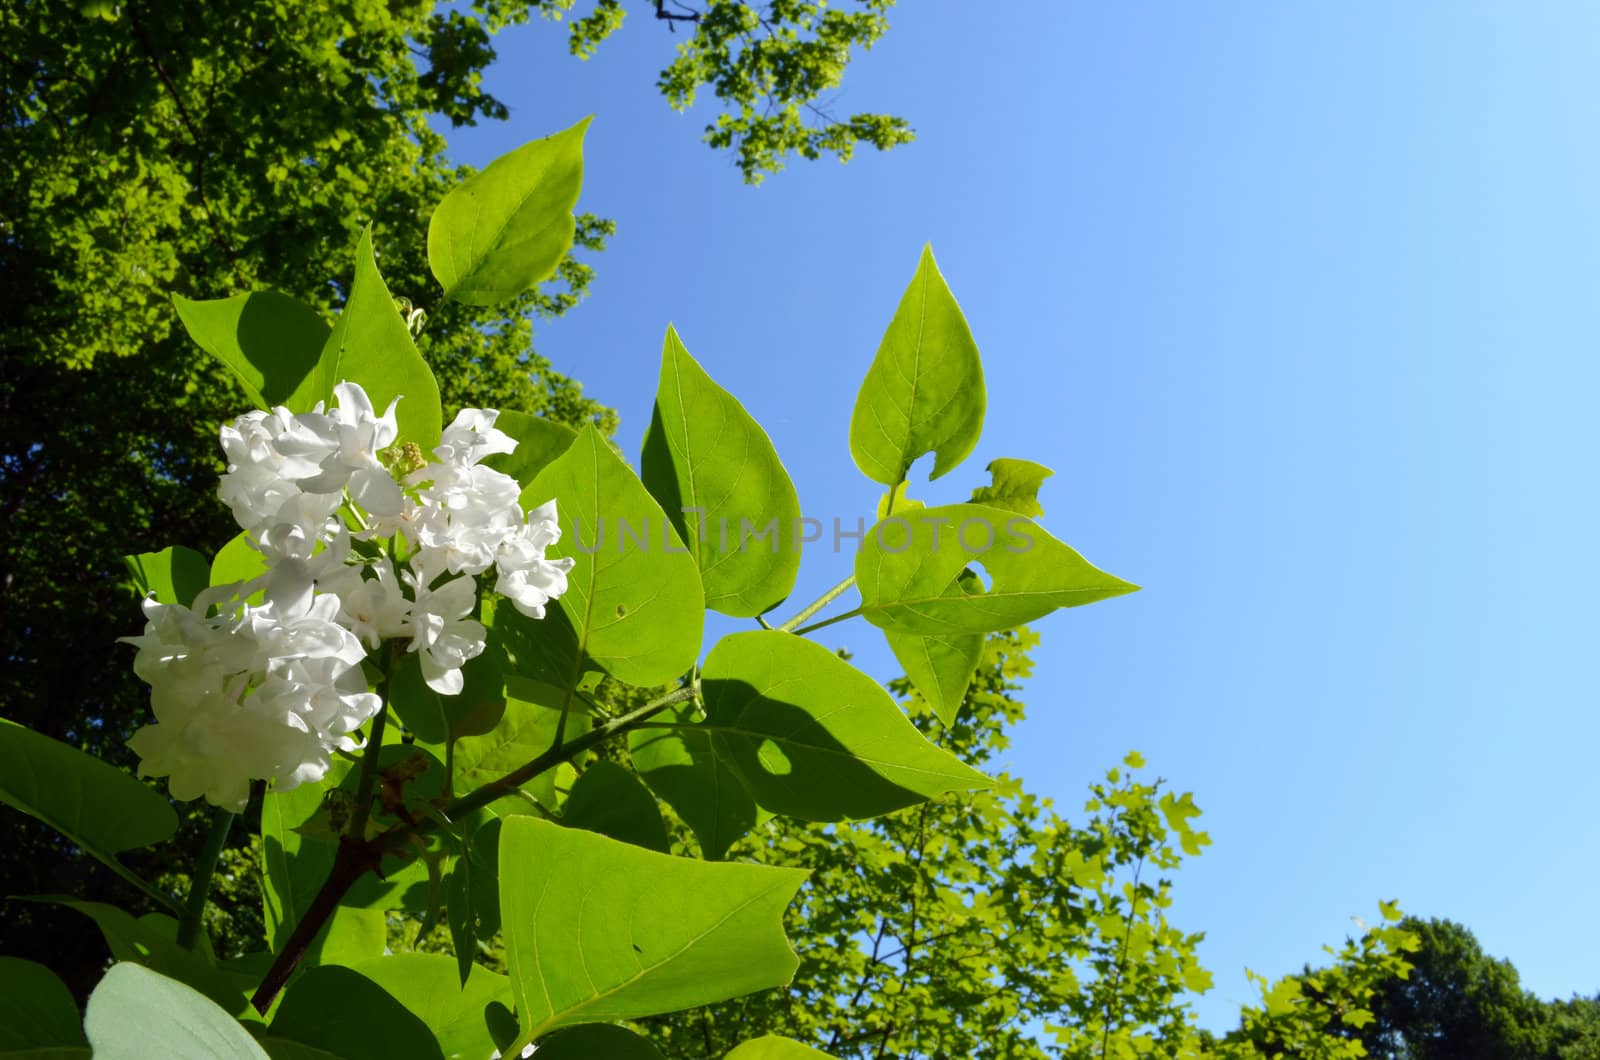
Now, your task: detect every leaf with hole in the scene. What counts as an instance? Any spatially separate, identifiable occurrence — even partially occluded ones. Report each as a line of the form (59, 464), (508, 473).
(969, 458), (1054, 518)
(856, 504), (1137, 635)
(699, 631), (989, 820)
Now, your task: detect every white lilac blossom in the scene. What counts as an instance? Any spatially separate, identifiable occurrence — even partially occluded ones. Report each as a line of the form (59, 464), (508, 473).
(125, 382), (571, 808)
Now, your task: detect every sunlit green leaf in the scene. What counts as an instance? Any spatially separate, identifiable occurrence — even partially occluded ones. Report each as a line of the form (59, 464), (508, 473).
(856, 503), (1137, 635)
(452, 697), (564, 813)
(699, 631), (989, 820)
(885, 628), (984, 726)
(499, 817), (805, 1044)
(308, 226), (442, 447)
(172, 290), (329, 410)
(483, 410), (578, 489)
(849, 245), (985, 485)
(725, 1035), (838, 1059)
(124, 545), (211, 608)
(428, 118), (590, 306)
(968, 458), (1053, 518)
(641, 325), (802, 617)
(526, 424), (704, 688)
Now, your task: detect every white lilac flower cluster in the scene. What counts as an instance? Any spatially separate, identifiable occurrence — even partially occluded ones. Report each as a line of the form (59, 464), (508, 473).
(125, 382), (574, 811)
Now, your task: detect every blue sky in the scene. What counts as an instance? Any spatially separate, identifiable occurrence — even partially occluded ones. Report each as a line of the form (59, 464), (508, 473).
(434, 1), (1600, 1029)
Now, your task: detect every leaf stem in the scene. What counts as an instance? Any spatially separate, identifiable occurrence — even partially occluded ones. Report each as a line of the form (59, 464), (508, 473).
(791, 607), (863, 638)
(399, 680), (700, 834)
(251, 679), (700, 1013)
(348, 644), (400, 842)
(176, 807), (233, 950)
(777, 573), (857, 632)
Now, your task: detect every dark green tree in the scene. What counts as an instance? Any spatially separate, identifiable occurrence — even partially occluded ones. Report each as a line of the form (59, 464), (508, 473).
(1355, 917), (1594, 1060)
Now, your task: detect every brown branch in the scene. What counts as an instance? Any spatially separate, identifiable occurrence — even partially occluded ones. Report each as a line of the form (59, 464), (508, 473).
(249, 837), (381, 1012)
(249, 681), (699, 1012)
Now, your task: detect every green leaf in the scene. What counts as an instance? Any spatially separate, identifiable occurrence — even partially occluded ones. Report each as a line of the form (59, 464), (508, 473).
(452, 697), (564, 812)
(171, 290), (329, 410)
(261, 758), (424, 947)
(488, 595), (596, 711)
(499, 816), (805, 1043)
(387, 638), (506, 746)
(536, 1024), (667, 1059)
(124, 545), (211, 608)
(884, 628), (984, 726)
(42, 901), (252, 1013)
(257, 1040), (348, 1060)
(313, 907), (386, 967)
(641, 325), (802, 616)
(268, 965), (445, 1060)
(968, 458), (1054, 518)
(725, 1036), (838, 1059)
(700, 631), (989, 820)
(628, 703), (757, 860)
(561, 761), (670, 852)
(428, 118), (590, 306)
(0, 957), (87, 1051)
(210, 532), (268, 594)
(525, 423), (705, 688)
(261, 774), (340, 952)
(0, 718), (179, 877)
(85, 963), (267, 1060)
(343, 956), (510, 1060)
(484, 1001), (519, 1055)
(310, 226), (443, 448)
(856, 503), (1137, 635)
(848, 245), (986, 485)
(482, 410), (578, 489)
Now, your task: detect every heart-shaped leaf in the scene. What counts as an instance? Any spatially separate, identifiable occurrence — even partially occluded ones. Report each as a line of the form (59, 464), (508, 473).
(525, 424), (704, 690)
(641, 326), (802, 616)
(848, 245), (985, 486)
(428, 118), (590, 306)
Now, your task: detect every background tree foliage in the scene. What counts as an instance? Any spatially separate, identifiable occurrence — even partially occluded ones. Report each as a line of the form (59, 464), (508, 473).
(635, 629), (1420, 1059)
(1350, 917), (1600, 1060)
(0, 0), (906, 997)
